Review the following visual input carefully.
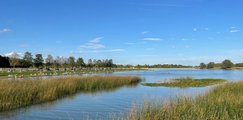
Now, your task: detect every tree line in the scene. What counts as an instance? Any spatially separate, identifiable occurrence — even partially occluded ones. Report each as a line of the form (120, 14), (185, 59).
(0, 52), (114, 70)
(199, 59), (243, 69)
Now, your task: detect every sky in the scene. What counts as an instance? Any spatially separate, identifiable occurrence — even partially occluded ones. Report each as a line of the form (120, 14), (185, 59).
(0, 0), (243, 65)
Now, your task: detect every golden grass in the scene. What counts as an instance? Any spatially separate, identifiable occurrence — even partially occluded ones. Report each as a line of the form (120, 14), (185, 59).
(0, 76), (141, 112)
(127, 81), (243, 120)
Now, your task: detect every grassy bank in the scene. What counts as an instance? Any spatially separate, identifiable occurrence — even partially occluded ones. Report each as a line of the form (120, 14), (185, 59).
(0, 76), (141, 112)
(0, 68), (147, 77)
(142, 77), (226, 88)
(127, 81), (243, 120)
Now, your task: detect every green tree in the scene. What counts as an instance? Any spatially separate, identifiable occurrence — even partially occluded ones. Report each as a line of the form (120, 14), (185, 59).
(34, 54), (44, 69)
(108, 59), (113, 67)
(76, 57), (86, 68)
(221, 59), (234, 69)
(207, 62), (215, 69)
(22, 52), (33, 67)
(87, 59), (93, 67)
(199, 63), (207, 69)
(68, 56), (76, 69)
(45, 54), (54, 69)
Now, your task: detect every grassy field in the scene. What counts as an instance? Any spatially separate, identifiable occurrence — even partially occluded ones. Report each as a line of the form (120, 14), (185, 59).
(0, 76), (141, 112)
(127, 81), (243, 120)
(142, 77), (227, 88)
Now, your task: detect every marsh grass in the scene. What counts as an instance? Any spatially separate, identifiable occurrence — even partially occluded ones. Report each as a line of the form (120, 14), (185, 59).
(0, 76), (141, 112)
(142, 77), (226, 88)
(127, 81), (243, 120)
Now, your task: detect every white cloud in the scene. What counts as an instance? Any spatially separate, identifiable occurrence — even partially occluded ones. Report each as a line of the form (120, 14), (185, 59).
(80, 37), (105, 49)
(107, 49), (125, 52)
(193, 28), (197, 32)
(90, 37), (104, 43)
(0, 28), (11, 33)
(204, 28), (209, 31)
(181, 38), (189, 41)
(125, 42), (136, 45)
(77, 49), (125, 53)
(142, 31), (149, 34)
(143, 38), (161, 41)
(230, 30), (240, 33)
(5, 52), (23, 58)
(230, 27), (240, 33)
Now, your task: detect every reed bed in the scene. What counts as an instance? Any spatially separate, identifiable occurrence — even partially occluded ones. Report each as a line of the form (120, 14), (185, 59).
(127, 81), (243, 120)
(0, 76), (141, 112)
(142, 77), (226, 88)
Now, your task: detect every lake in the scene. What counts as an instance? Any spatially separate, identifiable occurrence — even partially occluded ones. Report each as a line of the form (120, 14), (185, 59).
(1, 69), (243, 120)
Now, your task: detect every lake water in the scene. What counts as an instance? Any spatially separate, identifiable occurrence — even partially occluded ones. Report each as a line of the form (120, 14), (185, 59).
(1, 69), (243, 120)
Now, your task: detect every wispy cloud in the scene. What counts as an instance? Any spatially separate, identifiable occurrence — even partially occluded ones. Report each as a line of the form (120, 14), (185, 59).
(77, 49), (125, 54)
(124, 42), (136, 45)
(230, 27), (240, 33)
(141, 31), (149, 34)
(0, 28), (11, 33)
(80, 37), (105, 49)
(193, 28), (197, 32)
(143, 38), (161, 41)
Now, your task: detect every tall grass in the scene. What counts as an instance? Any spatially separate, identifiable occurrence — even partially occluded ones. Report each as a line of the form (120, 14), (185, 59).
(142, 77), (226, 88)
(0, 76), (141, 112)
(127, 81), (243, 120)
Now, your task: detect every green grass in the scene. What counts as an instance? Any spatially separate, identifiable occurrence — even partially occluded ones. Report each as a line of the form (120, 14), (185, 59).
(127, 81), (243, 120)
(142, 77), (227, 88)
(0, 76), (141, 112)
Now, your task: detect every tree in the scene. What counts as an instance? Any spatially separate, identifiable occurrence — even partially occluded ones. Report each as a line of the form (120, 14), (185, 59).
(199, 63), (207, 69)
(108, 59), (113, 67)
(68, 56), (76, 69)
(96, 59), (102, 67)
(0, 55), (10, 68)
(76, 57), (86, 68)
(87, 59), (93, 67)
(34, 54), (44, 69)
(221, 59), (234, 69)
(207, 62), (215, 69)
(9, 52), (20, 68)
(22, 52), (33, 67)
(54, 57), (61, 70)
(45, 54), (54, 69)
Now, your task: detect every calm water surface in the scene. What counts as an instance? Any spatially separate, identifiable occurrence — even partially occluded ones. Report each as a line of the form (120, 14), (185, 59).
(1, 69), (243, 120)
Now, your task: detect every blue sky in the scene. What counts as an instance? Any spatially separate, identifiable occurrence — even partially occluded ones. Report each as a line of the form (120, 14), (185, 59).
(0, 0), (242, 65)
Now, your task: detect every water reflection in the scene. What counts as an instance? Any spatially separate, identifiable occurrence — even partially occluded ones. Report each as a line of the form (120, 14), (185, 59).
(1, 69), (243, 120)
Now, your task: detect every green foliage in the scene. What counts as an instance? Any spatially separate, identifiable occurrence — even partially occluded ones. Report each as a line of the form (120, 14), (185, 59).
(34, 54), (44, 68)
(76, 57), (86, 68)
(235, 63), (243, 67)
(142, 77), (226, 88)
(207, 62), (215, 69)
(221, 59), (234, 69)
(45, 54), (54, 68)
(22, 52), (33, 67)
(68, 56), (76, 69)
(0, 76), (141, 112)
(199, 63), (207, 69)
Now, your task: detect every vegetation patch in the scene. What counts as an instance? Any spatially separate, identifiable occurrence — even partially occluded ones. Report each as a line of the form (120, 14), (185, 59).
(127, 81), (243, 120)
(0, 76), (141, 112)
(142, 77), (227, 88)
